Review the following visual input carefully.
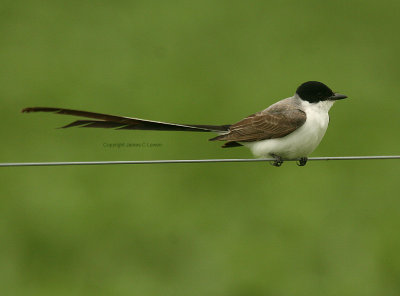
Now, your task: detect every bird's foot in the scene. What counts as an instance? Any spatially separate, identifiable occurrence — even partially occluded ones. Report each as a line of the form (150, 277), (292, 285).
(297, 157), (308, 166)
(270, 154), (283, 167)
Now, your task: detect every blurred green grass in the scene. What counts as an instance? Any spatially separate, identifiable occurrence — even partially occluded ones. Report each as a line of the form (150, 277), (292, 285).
(1, 0), (400, 295)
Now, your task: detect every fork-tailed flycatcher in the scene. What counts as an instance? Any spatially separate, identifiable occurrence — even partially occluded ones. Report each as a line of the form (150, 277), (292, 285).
(22, 81), (347, 166)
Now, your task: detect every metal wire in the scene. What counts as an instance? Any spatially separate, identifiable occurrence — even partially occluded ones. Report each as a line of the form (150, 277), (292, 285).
(0, 156), (399, 167)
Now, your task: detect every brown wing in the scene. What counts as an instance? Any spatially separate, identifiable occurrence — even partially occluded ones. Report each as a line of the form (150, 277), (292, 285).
(210, 106), (306, 143)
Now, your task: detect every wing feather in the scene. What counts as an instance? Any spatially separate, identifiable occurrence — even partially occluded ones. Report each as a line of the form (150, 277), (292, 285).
(210, 104), (306, 142)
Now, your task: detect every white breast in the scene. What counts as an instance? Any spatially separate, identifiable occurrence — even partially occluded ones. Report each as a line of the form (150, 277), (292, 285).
(244, 100), (335, 159)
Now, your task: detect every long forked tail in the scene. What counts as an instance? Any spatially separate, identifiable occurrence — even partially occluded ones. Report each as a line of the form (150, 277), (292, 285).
(21, 107), (231, 133)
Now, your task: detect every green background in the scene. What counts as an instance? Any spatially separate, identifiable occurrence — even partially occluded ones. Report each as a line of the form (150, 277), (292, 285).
(1, 0), (400, 295)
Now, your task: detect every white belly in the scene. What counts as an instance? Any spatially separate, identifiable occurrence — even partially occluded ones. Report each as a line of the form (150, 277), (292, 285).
(244, 101), (334, 159)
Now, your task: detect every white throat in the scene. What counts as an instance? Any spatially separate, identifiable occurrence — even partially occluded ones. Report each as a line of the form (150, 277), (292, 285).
(301, 98), (335, 113)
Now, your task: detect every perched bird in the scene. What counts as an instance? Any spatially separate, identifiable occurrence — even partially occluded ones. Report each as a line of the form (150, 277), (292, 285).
(22, 81), (347, 166)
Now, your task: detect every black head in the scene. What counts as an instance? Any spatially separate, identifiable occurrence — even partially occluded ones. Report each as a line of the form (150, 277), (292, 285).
(296, 81), (347, 103)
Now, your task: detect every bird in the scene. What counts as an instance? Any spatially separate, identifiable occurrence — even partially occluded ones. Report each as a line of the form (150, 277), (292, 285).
(22, 81), (347, 167)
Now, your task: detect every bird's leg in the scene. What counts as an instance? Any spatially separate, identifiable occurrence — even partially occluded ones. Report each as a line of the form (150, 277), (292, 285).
(297, 157), (308, 166)
(270, 154), (283, 167)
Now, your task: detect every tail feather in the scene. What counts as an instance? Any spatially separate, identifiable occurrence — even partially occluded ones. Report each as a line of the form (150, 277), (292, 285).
(221, 141), (243, 148)
(22, 107), (230, 133)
